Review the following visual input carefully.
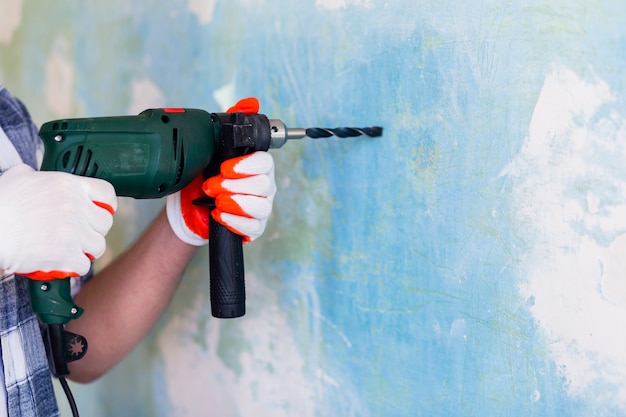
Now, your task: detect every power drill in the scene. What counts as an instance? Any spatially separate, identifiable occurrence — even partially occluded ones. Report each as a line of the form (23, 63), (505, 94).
(28, 103), (382, 380)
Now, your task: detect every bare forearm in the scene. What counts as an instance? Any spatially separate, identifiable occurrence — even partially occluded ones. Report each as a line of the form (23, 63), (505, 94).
(66, 208), (196, 383)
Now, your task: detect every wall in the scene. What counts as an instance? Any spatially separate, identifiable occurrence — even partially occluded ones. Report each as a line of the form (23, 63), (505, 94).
(1, 1), (626, 416)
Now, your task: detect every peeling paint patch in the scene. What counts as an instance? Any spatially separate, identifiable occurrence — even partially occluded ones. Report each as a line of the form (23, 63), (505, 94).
(315, 0), (372, 10)
(212, 80), (237, 111)
(503, 64), (626, 409)
(45, 37), (75, 117)
(0, 0), (22, 45)
(188, 0), (217, 24)
(157, 280), (319, 417)
(600, 234), (626, 306)
(128, 78), (166, 114)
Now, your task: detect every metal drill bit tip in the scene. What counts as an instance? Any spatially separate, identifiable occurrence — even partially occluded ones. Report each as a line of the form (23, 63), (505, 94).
(305, 126), (383, 139)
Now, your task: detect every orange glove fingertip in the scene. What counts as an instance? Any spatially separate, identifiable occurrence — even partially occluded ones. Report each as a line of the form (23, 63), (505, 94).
(202, 175), (227, 197)
(220, 154), (258, 179)
(215, 193), (251, 218)
(210, 208), (251, 243)
(226, 97), (260, 115)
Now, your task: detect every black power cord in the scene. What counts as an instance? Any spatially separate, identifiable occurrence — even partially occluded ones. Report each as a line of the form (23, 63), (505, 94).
(41, 324), (87, 417)
(59, 376), (80, 417)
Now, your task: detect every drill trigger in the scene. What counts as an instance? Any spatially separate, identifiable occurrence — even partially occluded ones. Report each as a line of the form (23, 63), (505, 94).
(191, 197), (215, 208)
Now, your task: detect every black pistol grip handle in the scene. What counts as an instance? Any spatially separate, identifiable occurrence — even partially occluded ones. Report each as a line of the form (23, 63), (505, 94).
(205, 111), (271, 318)
(209, 215), (245, 318)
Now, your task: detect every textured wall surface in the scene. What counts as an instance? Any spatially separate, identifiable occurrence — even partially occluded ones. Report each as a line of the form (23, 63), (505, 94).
(2, 1), (626, 416)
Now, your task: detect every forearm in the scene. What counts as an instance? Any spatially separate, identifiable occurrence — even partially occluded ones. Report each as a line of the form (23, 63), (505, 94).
(66, 208), (196, 383)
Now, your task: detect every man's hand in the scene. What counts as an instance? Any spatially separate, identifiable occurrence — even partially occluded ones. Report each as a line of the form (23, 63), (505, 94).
(0, 164), (117, 278)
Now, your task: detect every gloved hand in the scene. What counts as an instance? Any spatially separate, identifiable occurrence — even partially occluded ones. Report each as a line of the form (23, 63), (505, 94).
(166, 98), (276, 245)
(0, 164), (117, 279)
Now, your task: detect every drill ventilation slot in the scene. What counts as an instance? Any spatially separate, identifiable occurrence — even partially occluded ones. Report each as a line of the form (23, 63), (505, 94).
(62, 146), (98, 177)
(175, 142), (184, 186)
(172, 128), (184, 186)
(172, 128), (178, 159)
(51, 121), (69, 131)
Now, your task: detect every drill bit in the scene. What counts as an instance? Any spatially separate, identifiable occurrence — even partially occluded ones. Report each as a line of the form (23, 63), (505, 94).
(304, 126), (383, 138)
(269, 119), (383, 148)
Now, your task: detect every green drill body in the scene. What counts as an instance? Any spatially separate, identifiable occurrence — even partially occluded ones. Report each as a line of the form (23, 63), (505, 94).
(39, 108), (219, 198)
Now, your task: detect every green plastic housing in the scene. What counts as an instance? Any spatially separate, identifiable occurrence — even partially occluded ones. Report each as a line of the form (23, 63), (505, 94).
(27, 279), (83, 325)
(39, 108), (218, 198)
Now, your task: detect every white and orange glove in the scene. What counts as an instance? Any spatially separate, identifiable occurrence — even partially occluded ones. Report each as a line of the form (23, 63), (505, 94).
(0, 164), (117, 279)
(166, 98), (276, 246)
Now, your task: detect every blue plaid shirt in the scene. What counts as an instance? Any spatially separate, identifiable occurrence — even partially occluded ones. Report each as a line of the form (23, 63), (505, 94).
(0, 85), (87, 416)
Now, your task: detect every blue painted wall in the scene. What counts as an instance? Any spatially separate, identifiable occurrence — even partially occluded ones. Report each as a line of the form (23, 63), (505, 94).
(2, 1), (626, 416)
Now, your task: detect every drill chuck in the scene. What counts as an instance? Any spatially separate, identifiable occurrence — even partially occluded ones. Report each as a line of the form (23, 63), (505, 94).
(268, 119), (304, 148)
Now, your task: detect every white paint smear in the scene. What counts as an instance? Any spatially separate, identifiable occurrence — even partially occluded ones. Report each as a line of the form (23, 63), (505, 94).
(127, 78), (166, 114)
(45, 37), (75, 117)
(212, 80), (236, 112)
(157, 272), (319, 417)
(502, 64), (626, 407)
(315, 0), (372, 10)
(0, 0), (22, 45)
(188, 0), (216, 24)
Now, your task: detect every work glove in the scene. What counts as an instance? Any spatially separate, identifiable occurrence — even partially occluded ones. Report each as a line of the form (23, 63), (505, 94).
(166, 97), (276, 246)
(0, 164), (117, 279)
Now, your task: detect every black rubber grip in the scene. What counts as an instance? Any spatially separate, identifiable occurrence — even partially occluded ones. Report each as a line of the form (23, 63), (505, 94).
(204, 112), (271, 318)
(209, 208), (245, 318)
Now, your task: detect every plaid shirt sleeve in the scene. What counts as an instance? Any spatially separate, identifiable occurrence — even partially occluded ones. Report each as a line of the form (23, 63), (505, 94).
(0, 86), (42, 174)
(0, 275), (60, 416)
(0, 85), (88, 416)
